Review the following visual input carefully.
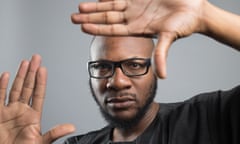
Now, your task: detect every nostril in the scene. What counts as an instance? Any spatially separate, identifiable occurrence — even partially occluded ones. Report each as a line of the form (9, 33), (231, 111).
(106, 82), (111, 89)
(106, 74), (131, 91)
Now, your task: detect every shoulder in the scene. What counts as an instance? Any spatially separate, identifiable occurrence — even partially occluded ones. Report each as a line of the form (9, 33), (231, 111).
(158, 85), (240, 116)
(183, 85), (240, 106)
(63, 126), (112, 144)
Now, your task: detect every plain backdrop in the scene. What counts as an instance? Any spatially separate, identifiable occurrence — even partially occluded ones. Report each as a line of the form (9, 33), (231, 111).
(0, 0), (240, 143)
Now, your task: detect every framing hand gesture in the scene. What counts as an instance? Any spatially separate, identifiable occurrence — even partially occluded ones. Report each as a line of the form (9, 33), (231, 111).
(0, 55), (75, 144)
(72, 0), (240, 78)
(72, 0), (205, 78)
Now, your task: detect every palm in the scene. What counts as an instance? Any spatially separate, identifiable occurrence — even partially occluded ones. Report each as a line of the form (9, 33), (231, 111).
(72, 0), (204, 78)
(125, 0), (202, 37)
(73, 0), (203, 38)
(0, 103), (42, 144)
(0, 55), (75, 144)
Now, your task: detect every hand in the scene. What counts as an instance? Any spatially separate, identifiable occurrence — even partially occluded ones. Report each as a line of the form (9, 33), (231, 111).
(71, 0), (206, 78)
(0, 55), (75, 144)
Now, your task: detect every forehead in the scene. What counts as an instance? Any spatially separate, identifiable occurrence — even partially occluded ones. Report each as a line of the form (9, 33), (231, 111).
(90, 36), (154, 61)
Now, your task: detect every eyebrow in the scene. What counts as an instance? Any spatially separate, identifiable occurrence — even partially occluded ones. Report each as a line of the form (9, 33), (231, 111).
(91, 57), (149, 62)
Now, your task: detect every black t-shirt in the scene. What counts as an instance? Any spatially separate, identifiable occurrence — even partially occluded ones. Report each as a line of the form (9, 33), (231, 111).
(64, 86), (240, 144)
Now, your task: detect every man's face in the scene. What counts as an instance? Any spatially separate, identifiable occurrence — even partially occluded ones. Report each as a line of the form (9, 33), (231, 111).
(89, 36), (157, 129)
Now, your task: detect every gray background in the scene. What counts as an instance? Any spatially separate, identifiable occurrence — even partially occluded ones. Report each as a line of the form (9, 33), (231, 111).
(0, 0), (239, 143)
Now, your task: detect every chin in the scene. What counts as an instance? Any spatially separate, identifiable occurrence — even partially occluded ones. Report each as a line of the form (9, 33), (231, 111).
(110, 110), (138, 121)
(101, 108), (144, 130)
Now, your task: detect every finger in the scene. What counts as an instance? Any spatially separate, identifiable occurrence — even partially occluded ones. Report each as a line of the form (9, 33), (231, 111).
(9, 60), (29, 104)
(0, 72), (10, 106)
(19, 54), (42, 104)
(31, 67), (47, 113)
(99, 0), (113, 2)
(78, 1), (127, 13)
(72, 12), (125, 24)
(81, 23), (129, 36)
(43, 124), (75, 143)
(153, 32), (176, 78)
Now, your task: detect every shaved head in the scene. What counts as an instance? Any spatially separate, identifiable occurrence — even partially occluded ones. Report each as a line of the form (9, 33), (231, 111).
(90, 36), (155, 61)
(88, 36), (157, 129)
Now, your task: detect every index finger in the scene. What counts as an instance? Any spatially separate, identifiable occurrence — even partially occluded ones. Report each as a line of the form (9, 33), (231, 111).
(0, 72), (10, 106)
(31, 67), (47, 113)
(78, 1), (127, 13)
(153, 32), (177, 78)
(81, 23), (129, 36)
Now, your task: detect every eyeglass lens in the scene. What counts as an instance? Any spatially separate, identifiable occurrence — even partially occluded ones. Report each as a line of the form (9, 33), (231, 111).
(89, 58), (150, 78)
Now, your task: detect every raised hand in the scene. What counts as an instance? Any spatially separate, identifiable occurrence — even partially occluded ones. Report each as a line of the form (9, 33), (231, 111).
(0, 55), (75, 144)
(71, 0), (240, 78)
(71, 0), (205, 78)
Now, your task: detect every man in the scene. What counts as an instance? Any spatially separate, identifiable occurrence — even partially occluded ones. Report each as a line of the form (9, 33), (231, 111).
(67, 36), (159, 143)
(0, 0), (239, 143)
(64, 36), (240, 144)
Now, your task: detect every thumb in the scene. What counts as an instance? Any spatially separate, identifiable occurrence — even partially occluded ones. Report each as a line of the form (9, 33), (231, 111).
(43, 124), (75, 143)
(153, 32), (176, 78)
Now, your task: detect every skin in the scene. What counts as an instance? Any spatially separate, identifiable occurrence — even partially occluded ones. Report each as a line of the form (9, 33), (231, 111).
(72, 0), (240, 78)
(0, 0), (239, 143)
(90, 36), (160, 142)
(0, 55), (75, 144)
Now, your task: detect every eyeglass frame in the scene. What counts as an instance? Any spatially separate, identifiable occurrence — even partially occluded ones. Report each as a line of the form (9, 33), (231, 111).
(88, 58), (151, 79)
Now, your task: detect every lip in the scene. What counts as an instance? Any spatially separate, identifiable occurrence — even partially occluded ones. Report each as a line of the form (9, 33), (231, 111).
(105, 96), (136, 109)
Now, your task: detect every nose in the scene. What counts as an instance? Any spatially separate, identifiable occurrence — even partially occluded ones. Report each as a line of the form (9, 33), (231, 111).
(106, 68), (131, 90)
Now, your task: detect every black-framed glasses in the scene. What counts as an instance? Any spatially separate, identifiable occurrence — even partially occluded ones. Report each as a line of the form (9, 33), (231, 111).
(88, 58), (151, 79)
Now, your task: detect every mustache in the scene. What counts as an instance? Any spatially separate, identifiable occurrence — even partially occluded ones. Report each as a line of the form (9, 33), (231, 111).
(106, 92), (136, 98)
(105, 92), (137, 103)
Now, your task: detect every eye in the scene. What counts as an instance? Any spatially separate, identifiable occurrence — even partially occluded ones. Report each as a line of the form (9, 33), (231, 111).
(92, 62), (112, 70)
(125, 61), (145, 70)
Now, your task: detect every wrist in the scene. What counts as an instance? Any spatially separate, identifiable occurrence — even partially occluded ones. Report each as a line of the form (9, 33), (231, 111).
(199, 1), (216, 36)
(198, 1), (240, 48)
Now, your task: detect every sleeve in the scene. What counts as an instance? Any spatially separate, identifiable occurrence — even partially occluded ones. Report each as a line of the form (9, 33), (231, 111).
(208, 85), (240, 144)
(219, 85), (240, 144)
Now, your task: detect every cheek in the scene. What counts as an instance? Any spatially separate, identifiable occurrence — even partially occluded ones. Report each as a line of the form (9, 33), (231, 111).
(136, 84), (150, 103)
(91, 79), (108, 105)
(91, 79), (107, 94)
(134, 75), (155, 104)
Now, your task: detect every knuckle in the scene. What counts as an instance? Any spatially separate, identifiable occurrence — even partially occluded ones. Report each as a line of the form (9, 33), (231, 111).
(24, 80), (34, 89)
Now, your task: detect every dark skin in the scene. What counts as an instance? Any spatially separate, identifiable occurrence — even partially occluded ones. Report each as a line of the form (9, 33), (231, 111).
(0, 0), (239, 143)
(0, 55), (75, 144)
(90, 36), (159, 142)
(72, 0), (240, 78)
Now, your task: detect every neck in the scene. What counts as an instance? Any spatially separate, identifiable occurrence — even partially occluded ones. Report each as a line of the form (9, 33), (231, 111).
(112, 102), (159, 142)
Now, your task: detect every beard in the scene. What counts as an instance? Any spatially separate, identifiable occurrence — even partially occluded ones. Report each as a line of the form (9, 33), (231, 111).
(89, 78), (157, 130)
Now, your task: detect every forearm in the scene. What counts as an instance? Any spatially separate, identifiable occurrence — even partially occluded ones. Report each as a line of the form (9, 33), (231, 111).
(201, 1), (240, 50)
